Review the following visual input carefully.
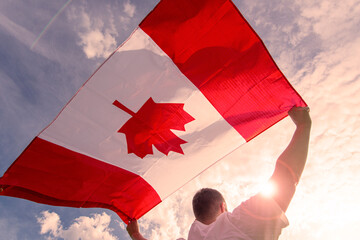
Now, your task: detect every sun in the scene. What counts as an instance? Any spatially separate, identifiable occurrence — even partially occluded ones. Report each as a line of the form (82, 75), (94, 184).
(260, 181), (277, 197)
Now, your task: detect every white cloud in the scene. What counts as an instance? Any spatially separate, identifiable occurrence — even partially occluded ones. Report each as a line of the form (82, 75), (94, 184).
(37, 211), (62, 237)
(67, 5), (118, 59)
(298, 0), (360, 44)
(141, 186), (194, 239)
(117, 220), (126, 231)
(79, 29), (117, 59)
(123, 1), (136, 18)
(37, 211), (118, 240)
(118, 1), (137, 31)
(66, 0), (138, 59)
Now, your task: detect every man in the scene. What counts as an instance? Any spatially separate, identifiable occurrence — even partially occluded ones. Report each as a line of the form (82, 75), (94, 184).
(127, 106), (311, 239)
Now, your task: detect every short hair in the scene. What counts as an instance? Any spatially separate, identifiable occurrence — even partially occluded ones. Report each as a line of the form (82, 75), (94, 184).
(192, 188), (225, 222)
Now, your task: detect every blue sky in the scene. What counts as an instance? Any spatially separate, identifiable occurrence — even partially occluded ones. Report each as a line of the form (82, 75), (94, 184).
(1, 0), (360, 239)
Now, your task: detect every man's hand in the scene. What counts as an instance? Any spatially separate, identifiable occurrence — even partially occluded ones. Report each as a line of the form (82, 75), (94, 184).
(288, 106), (311, 128)
(127, 219), (147, 240)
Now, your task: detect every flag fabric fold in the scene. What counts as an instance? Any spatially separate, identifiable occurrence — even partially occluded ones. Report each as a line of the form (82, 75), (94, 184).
(0, 0), (306, 223)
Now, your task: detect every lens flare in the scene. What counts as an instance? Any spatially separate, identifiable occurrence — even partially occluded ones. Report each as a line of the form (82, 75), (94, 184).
(31, 0), (73, 50)
(260, 181), (276, 197)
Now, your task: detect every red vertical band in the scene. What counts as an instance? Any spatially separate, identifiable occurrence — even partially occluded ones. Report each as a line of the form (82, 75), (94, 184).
(140, 0), (306, 141)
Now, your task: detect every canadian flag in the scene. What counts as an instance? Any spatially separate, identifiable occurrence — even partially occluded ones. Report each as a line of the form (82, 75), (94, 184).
(0, 0), (306, 223)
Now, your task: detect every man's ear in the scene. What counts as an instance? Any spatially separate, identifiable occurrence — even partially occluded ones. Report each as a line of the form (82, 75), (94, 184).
(220, 202), (227, 213)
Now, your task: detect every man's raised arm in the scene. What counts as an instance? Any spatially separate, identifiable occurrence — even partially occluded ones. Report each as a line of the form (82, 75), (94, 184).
(270, 106), (312, 212)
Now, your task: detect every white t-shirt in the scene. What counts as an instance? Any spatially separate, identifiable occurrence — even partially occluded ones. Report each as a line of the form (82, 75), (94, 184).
(188, 195), (289, 240)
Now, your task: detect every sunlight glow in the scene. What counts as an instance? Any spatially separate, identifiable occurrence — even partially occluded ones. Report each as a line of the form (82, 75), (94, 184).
(260, 181), (276, 198)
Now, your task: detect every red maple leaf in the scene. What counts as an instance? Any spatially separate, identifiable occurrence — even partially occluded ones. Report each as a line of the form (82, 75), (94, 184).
(113, 98), (195, 158)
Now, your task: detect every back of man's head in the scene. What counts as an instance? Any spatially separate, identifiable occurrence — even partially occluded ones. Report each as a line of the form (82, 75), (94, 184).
(192, 188), (225, 223)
